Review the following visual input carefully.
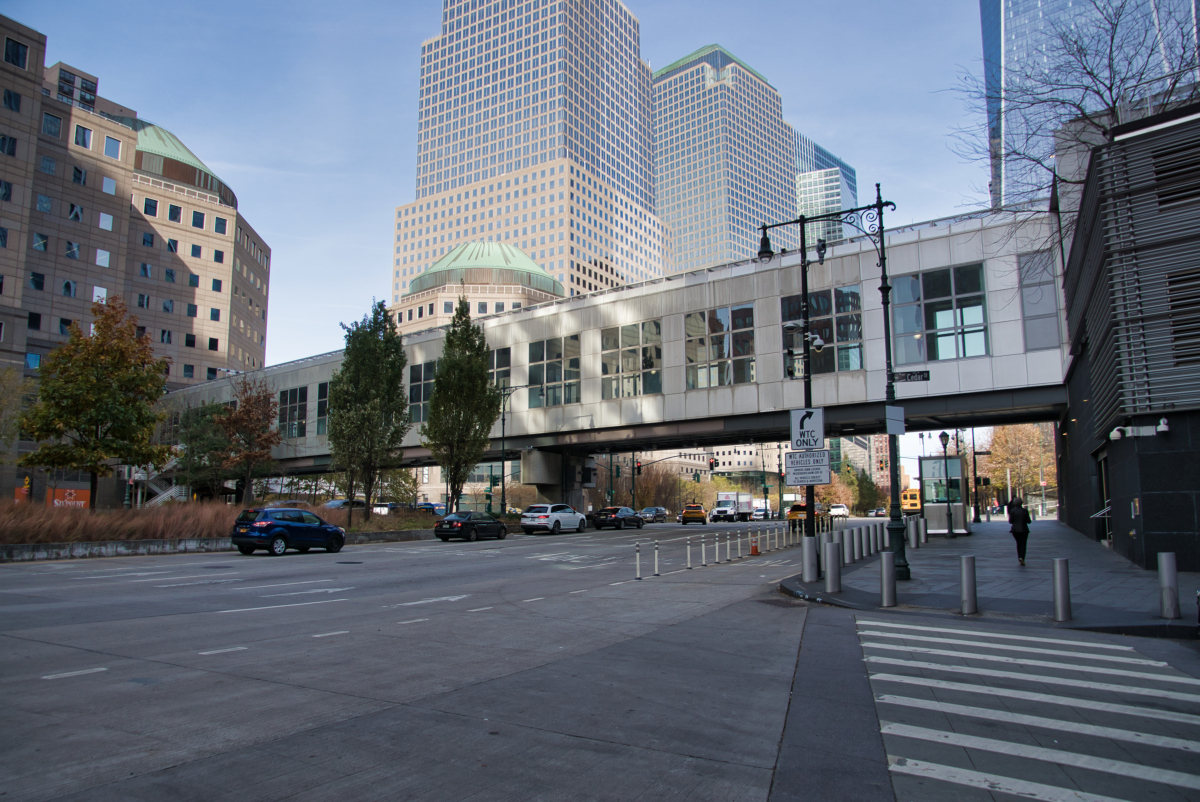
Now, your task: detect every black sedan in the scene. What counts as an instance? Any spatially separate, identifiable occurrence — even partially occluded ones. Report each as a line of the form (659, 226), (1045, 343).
(592, 506), (644, 530)
(435, 511), (508, 541)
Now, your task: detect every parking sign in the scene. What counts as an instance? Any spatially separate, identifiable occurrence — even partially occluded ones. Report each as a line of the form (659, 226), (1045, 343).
(790, 408), (824, 451)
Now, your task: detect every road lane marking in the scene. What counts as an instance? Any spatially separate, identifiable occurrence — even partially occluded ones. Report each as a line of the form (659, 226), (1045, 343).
(42, 668), (107, 679)
(198, 647), (248, 655)
(312, 631), (349, 638)
(887, 756), (1133, 802)
(155, 579), (244, 587)
(217, 599), (348, 613)
(864, 656), (1200, 704)
(467, 607), (493, 612)
(398, 619), (429, 624)
(858, 631), (1166, 666)
(881, 722), (1200, 791)
(240, 580), (333, 590)
(860, 642), (1198, 685)
(133, 573), (239, 583)
(523, 597), (544, 602)
(870, 673), (1200, 727)
(569, 589), (589, 593)
(877, 695), (1200, 753)
(388, 595), (470, 607)
(260, 587), (355, 597)
(76, 571), (171, 579)
(857, 619), (1134, 650)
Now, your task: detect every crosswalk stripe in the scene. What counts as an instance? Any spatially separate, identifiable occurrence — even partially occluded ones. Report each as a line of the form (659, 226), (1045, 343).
(877, 695), (1200, 754)
(887, 756), (1134, 802)
(864, 656), (1200, 705)
(860, 641), (1199, 686)
(856, 619), (1134, 650)
(881, 722), (1200, 791)
(858, 630), (1166, 666)
(869, 673), (1200, 727)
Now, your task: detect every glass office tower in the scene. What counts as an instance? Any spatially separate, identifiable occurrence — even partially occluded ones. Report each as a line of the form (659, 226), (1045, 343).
(795, 132), (858, 244)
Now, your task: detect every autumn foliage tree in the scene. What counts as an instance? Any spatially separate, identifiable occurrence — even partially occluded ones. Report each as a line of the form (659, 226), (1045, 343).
(19, 297), (172, 508)
(216, 377), (281, 506)
(985, 423), (1056, 501)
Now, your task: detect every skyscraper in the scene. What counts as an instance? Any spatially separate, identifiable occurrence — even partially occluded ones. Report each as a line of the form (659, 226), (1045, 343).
(795, 131), (857, 244)
(391, 0), (664, 306)
(652, 45), (798, 272)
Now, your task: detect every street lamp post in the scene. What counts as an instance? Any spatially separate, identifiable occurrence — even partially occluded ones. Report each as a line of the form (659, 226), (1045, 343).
(939, 430), (955, 538)
(758, 184), (909, 578)
(971, 428), (981, 524)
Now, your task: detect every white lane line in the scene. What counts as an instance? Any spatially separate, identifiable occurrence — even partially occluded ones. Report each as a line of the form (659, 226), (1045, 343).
(881, 722), (1200, 791)
(467, 607), (493, 612)
(390, 595), (470, 607)
(860, 642), (1199, 686)
(887, 756), (1133, 802)
(155, 579), (244, 588)
(198, 646), (247, 655)
(76, 571), (171, 579)
(398, 618), (429, 624)
(609, 581), (628, 586)
(878, 695), (1200, 754)
(240, 580), (333, 590)
(857, 619), (1134, 651)
(132, 573), (239, 583)
(859, 631), (1166, 666)
(523, 597), (544, 602)
(42, 668), (107, 680)
(569, 589), (589, 594)
(870, 673), (1200, 727)
(865, 656), (1200, 705)
(217, 599), (348, 613)
(312, 631), (349, 638)
(260, 587), (355, 598)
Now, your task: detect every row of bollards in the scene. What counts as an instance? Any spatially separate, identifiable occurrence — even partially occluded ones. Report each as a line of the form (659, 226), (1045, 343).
(638, 524), (804, 580)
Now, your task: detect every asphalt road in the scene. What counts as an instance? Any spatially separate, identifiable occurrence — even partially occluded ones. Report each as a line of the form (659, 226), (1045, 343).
(0, 521), (810, 801)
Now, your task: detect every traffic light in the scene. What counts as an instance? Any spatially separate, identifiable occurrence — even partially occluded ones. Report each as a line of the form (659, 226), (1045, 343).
(615, 465), (621, 478)
(489, 475), (500, 487)
(485, 489), (493, 513)
(693, 472), (700, 483)
(636, 460), (642, 476)
(785, 342), (796, 378)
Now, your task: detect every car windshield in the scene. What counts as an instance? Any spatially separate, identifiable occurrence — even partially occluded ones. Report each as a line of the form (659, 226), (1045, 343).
(236, 510), (260, 523)
(641, 508), (654, 513)
(441, 513), (469, 521)
(524, 505), (549, 514)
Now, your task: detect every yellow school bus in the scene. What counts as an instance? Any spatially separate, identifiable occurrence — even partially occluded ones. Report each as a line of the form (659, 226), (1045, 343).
(901, 488), (921, 512)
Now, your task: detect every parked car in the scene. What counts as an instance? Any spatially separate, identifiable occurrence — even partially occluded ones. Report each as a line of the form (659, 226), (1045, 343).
(264, 499), (311, 508)
(416, 502), (447, 515)
(872, 507), (886, 517)
(435, 511), (507, 541)
(521, 504), (587, 534)
(679, 504), (708, 525)
(639, 507), (667, 523)
(231, 508), (346, 556)
(829, 504), (850, 518)
(592, 506), (644, 529)
(322, 499), (367, 510)
(786, 503), (806, 532)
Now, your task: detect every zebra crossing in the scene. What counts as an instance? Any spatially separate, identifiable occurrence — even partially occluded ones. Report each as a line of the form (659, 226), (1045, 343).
(856, 617), (1200, 802)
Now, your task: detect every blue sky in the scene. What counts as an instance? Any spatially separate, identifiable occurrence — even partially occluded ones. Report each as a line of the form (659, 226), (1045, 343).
(10, 0), (988, 367)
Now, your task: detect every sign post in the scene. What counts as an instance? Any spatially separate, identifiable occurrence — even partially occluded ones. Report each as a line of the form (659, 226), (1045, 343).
(785, 450), (831, 487)
(789, 408), (825, 541)
(790, 408), (825, 451)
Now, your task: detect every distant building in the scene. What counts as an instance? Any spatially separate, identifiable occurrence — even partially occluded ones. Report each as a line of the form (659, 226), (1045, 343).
(652, 44), (799, 272)
(795, 131), (857, 243)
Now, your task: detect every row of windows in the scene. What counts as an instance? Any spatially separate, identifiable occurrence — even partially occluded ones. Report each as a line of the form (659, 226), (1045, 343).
(141, 197), (228, 234)
(782, 285), (864, 376)
(38, 113), (123, 161)
(36, 153), (119, 195)
(24, 308), (221, 354)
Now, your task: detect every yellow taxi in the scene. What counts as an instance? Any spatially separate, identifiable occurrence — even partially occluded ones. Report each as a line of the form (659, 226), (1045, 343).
(786, 502), (806, 532)
(680, 503), (708, 525)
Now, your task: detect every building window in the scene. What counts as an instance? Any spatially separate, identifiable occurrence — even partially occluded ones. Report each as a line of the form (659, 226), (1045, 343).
(409, 360), (437, 423)
(316, 382), (329, 435)
(212, 278), (223, 292)
(164, 268), (176, 283)
(104, 136), (121, 160)
(72, 166), (86, 185)
(1018, 251), (1060, 351)
(32, 233), (48, 252)
(530, 334), (581, 407)
(685, 306), (752, 389)
(24, 353), (40, 370)
(59, 319), (72, 336)
(136, 326), (146, 338)
(478, 302), (488, 314)
(443, 301), (453, 314)
(162, 299), (174, 313)
(167, 239), (178, 253)
(168, 204), (182, 223)
(4, 38), (29, 69)
(68, 204), (82, 222)
(144, 198), (158, 216)
(27, 311), (41, 330)
(96, 249), (110, 267)
(213, 250), (224, 264)
(183, 364), (194, 379)
(210, 308), (220, 322)
(64, 241), (79, 260)
(0, 134), (14, 157)
(62, 280), (76, 297)
(185, 333), (196, 347)
(39, 110), (65, 138)
(207, 367), (218, 380)
(36, 194), (51, 213)
(187, 304), (197, 318)
(781, 285), (863, 375)
(188, 273), (199, 288)
(142, 232), (154, 247)
(214, 217), (227, 235)
(277, 386), (308, 438)
(92, 286), (106, 303)
(0, 226), (5, 248)
(0, 180), (10, 202)
(191, 211), (205, 229)
(496, 302), (505, 313)
(191, 244), (202, 258)
(74, 126), (92, 149)
(160, 330), (172, 344)
(137, 294), (150, 309)
(139, 263), (152, 278)
(893, 264), (988, 364)
(98, 212), (113, 231)
(38, 156), (55, 174)
(208, 337), (219, 351)
(488, 347), (511, 387)
(2, 89), (18, 111)
(101, 176), (115, 195)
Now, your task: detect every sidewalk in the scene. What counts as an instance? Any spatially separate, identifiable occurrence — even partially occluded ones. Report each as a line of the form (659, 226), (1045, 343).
(780, 518), (1200, 636)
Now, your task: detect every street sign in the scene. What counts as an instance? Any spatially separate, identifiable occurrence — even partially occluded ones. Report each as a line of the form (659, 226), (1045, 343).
(785, 450), (832, 486)
(790, 408), (825, 450)
(894, 371), (930, 382)
(885, 405), (906, 436)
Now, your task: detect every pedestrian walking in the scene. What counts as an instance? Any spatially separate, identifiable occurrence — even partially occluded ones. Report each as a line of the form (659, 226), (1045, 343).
(1008, 496), (1032, 566)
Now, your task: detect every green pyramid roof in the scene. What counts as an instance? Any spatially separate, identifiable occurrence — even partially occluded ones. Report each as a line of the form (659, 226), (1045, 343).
(405, 242), (564, 297)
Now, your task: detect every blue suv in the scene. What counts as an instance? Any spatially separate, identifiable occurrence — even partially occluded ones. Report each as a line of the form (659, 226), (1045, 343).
(231, 508), (346, 556)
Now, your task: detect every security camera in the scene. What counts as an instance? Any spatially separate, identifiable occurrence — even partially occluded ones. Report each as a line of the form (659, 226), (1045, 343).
(1157, 417), (1169, 433)
(811, 335), (825, 353)
(783, 322), (800, 333)
(1109, 427), (1123, 441)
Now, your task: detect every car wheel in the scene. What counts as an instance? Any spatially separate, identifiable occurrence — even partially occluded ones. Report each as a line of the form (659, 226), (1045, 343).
(466, 528), (478, 542)
(237, 545), (255, 555)
(617, 519), (625, 530)
(576, 518), (586, 533)
(325, 535), (343, 553)
(637, 519), (643, 528)
(551, 521), (561, 535)
(497, 528), (508, 540)
(268, 535), (287, 556)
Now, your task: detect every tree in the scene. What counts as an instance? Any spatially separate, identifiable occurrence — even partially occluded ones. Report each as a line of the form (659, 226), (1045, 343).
(378, 467), (419, 506)
(0, 366), (33, 465)
(19, 297), (171, 508)
(215, 377), (281, 507)
(985, 424), (1057, 501)
(421, 296), (500, 513)
(177, 403), (233, 499)
(327, 300), (410, 525)
(957, 0), (1200, 212)
(816, 471), (855, 509)
(855, 468), (882, 513)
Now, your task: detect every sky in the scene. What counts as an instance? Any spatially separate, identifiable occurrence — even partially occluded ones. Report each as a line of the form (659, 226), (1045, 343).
(10, 0), (990, 368)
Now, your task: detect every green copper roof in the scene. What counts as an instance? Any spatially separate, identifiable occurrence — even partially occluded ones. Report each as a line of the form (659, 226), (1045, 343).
(112, 117), (217, 178)
(405, 242), (564, 297)
(652, 44), (772, 88)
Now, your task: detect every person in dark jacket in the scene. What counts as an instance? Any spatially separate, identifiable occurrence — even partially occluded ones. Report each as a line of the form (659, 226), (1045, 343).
(1008, 497), (1032, 565)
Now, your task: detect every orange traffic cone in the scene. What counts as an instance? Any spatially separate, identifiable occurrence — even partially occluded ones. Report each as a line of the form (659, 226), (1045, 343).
(750, 529), (760, 556)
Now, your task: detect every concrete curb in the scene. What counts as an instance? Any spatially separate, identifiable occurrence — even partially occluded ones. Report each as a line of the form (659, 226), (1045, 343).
(0, 529), (437, 563)
(778, 574), (865, 609)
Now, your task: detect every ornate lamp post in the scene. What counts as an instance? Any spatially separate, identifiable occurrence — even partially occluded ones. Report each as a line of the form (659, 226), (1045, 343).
(939, 430), (956, 538)
(757, 184), (909, 578)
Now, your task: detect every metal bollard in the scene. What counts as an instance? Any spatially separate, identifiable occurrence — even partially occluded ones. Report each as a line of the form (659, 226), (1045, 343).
(636, 543), (642, 580)
(737, 532), (743, 559)
(1053, 558), (1072, 622)
(853, 527), (863, 561)
(701, 535), (707, 567)
(919, 519), (928, 544)
(1159, 552), (1181, 620)
(824, 542), (842, 593)
(961, 555), (977, 615)
(687, 537), (692, 569)
(866, 525), (874, 556)
(802, 537), (819, 583)
(654, 541), (660, 577)
(881, 551), (896, 607)
(840, 530), (852, 565)
(726, 532), (732, 563)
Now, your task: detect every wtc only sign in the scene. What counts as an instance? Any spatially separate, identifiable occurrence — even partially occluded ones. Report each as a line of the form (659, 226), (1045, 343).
(785, 449), (831, 487)
(790, 408), (825, 451)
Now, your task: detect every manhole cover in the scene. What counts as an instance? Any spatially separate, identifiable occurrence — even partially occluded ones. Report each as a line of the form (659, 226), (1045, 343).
(336, 561), (363, 565)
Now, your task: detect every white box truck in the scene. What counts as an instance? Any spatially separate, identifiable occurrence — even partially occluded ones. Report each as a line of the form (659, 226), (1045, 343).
(712, 492), (753, 522)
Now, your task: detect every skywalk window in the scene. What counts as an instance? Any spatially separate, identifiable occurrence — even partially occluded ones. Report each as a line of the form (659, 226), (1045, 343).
(602, 320), (662, 398)
(685, 305), (753, 389)
(893, 264), (988, 364)
(529, 335), (580, 407)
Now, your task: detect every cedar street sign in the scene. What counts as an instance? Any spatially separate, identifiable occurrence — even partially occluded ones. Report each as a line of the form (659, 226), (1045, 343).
(785, 449), (831, 486)
(790, 408), (825, 451)
(893, 370), (931, 382)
